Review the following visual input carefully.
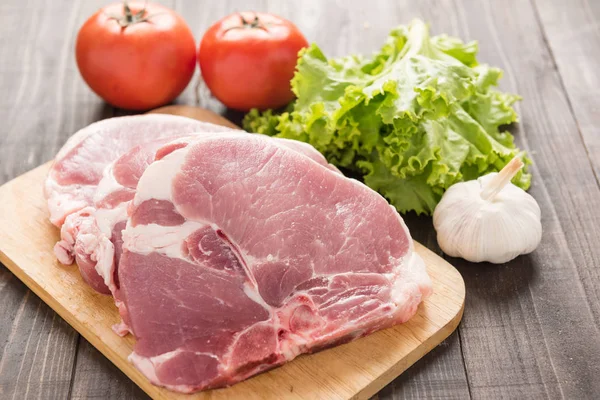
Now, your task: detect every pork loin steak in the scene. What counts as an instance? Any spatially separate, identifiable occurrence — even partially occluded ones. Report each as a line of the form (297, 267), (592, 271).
(45, 114), (229, 227)
(119, 134), (432, 392)
(47, 115), (338, 295)
(45, 115), (233, 293)
(74, 134), (340, 335)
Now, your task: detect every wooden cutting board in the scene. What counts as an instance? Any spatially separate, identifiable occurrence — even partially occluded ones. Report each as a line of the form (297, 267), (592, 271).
(0, 106), (465, 400)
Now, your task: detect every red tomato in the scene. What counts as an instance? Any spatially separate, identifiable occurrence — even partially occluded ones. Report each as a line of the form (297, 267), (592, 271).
(199, 12), (309, 111)
(76, 2), (197, 110)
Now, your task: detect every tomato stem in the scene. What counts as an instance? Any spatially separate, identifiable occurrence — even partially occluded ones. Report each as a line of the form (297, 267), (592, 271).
(224, 12), (269, 34)
(107, 1), (157, 28)
(239, 13), (249, 26)
(123, 2), (133, 22)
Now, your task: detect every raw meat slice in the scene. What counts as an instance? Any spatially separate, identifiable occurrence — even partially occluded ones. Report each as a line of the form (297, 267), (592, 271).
(119, 134), (432, 393)
(46, 115), (234, 293)
(52, 119), (339, 296)
(100, 133), (340, 332)
(45, 114), (229, 227)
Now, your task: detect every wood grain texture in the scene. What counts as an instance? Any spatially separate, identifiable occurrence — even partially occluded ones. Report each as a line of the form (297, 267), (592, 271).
(1, 0), (600, 399)
(0, 160), (464, 400)
(0, 268), (78, 400)
(383, 216), (471, 400)
(70, 337), (148, 400)
(532, 0), (600, 182)
(376, 332), (470, 400)
(436, 0), (600, 398)
(0, 0), (101, 398)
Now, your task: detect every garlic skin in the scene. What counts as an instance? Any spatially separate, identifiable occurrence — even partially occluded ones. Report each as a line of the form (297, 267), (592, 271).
(433, 171), (541, 264)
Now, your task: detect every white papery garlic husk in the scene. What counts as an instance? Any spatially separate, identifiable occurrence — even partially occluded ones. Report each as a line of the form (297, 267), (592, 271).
(433, 157), (541, 264)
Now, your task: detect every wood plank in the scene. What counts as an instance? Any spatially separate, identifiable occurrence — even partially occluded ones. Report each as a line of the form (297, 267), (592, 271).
(385, 217), (470, 400)
(376, 333), (470, 400)
(438, 0), (600, 398)
(0, 158), (464, 400)
(70, 337), (149, 400)
(532, 0), (600, 183)
(0, 268), (79, 400)
(0, 0), (126, 397)
(0, 0), (94, 397)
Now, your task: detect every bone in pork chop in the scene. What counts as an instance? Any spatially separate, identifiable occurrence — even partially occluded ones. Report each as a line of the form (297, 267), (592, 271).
(119, 134), (432, 393)
(45, 115), (225, 227)
(45, 115), (233, 293)
(73, 134), (340, 336)
(48, 115), (340, 296)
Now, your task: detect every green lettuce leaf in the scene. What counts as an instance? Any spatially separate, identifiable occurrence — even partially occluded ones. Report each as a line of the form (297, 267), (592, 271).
(243, 19), (531, 215)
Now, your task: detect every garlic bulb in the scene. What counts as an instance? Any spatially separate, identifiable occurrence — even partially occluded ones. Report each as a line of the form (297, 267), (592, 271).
(433, 157), (541, 264)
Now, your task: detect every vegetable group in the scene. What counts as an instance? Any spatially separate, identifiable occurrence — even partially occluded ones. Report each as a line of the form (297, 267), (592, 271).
(76, 1), (197, 110)
(244, 20), (531, 215)
(199, 12), (308, 111)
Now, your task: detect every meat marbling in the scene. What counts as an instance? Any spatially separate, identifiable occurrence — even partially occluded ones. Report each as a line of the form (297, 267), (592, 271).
(92, 134), (339, 335)
(119, 134), (432, 392)
(45, 115), (234, 293)
(47, 115), (340, 296)
(45, 115), (227, 227)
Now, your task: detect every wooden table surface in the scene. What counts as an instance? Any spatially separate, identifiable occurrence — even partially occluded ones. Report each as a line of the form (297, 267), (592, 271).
(1, 0), (599, 399)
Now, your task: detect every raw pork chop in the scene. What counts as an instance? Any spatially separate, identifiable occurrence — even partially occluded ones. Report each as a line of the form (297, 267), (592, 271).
(96, 135), (340, 333)
(49, 115), (339, 295)
(45, 115), (233, 293)
(45, 114), (227, 227)
(119, 134), (432, 392)
(77, 135), (340, 336)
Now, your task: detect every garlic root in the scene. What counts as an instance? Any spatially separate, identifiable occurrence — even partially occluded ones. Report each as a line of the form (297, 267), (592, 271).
(480, 157), (524, 201)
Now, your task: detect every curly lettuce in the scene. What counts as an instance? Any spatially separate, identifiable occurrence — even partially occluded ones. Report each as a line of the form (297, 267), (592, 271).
(243, 19), (530, 215)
